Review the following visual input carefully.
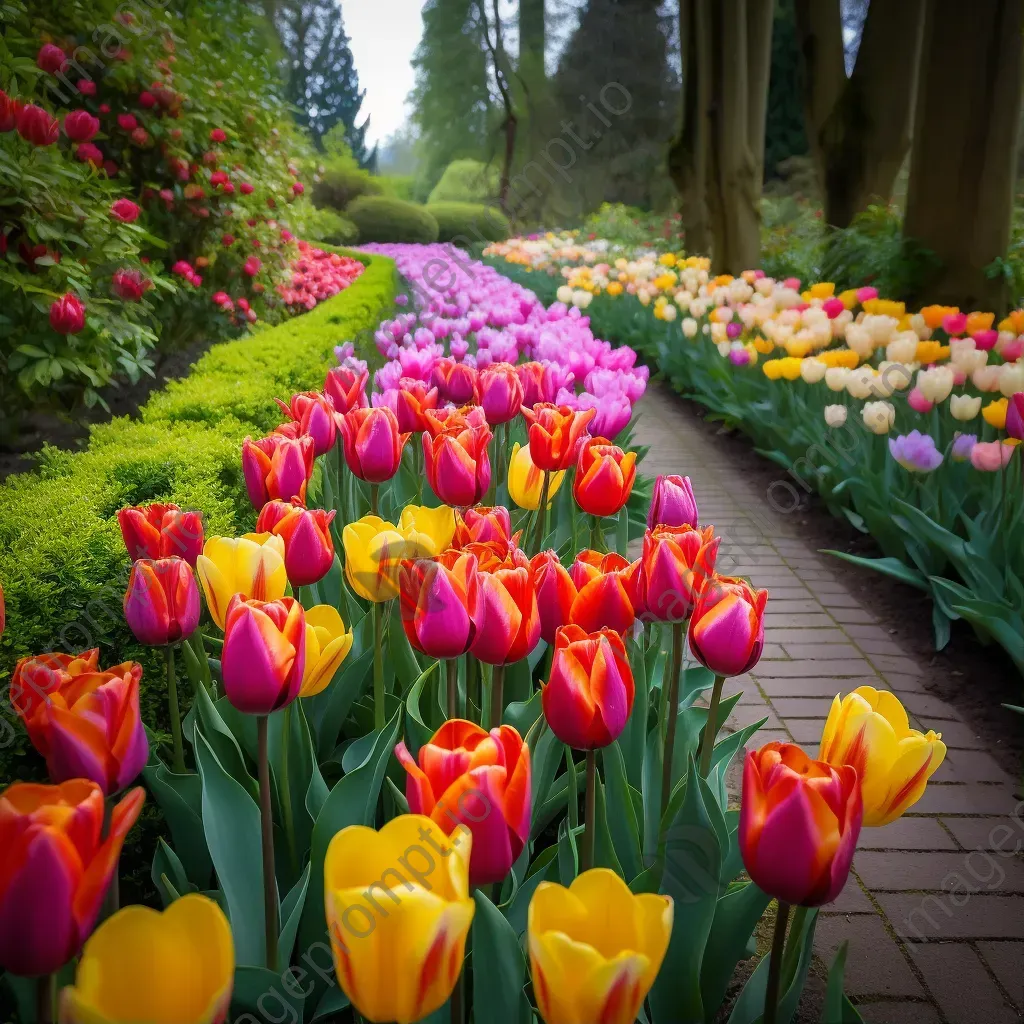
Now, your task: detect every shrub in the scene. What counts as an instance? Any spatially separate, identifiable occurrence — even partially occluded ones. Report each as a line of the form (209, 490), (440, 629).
(377, 175), (416, 202)
(305, 207), (360, 246)
(312, 162), (383, 211)
(427, 159), (499, 204)
(0, 248), (396, 800)
(427, 201), (511, 243)
(347, 195), (440, 244)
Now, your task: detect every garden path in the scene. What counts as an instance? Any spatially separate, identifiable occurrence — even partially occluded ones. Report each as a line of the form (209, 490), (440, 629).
(632, 383), (1024, 1024)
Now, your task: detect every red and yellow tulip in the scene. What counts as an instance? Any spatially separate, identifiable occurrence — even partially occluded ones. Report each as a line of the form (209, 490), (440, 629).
(640, 524), (719, 623)
(470, 558), (540, 666)
(324, 365), (369, 414)
(568, 549), (639, 635)
(241, 433), (315, 508)
(521, 402), (595, 472)
(530, 550), (578, 644)
(117, 502), (204, 566)
(573, 436), (637, 517)
(399, 550), (479, 660)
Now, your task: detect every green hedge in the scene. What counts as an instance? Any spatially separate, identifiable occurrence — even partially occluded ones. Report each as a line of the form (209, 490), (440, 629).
(427, 201), (512, 243)
(0, 248), (396, 794)
(348, 195), (441, 244)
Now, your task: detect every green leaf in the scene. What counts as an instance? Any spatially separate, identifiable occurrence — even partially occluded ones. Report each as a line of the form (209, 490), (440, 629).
(151, 838), (192, 908)
(471, 891), (530, 1024)
(389, 612), (422, 693)
(310, 647), (373, 761)
(194, 729), (267, 968)
(822, 550), (928, 591)
(822, 940), (864, 1022)
(191, 684), (259, 802)
(312, 986), (350, 1020)
(230, 966), (305, 1022)
(279, 864), (310, 968)
(405, 660), (442, 755)
(602, 740), (643, 881)
(142, 761), (212, 889)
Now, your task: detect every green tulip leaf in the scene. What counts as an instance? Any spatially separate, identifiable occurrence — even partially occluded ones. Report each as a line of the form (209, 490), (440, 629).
(151, 837), (193, 908)
(602, 740), (643, 881)
(471, 892), (531, 1024)
(822, 940), (864, 1022)
(279, 863), (311, 968)
(230, 966), (305, 1023)
(405, 660), (442, 755)
(142, 760), (212, 889)
(311, 647), (374, 760)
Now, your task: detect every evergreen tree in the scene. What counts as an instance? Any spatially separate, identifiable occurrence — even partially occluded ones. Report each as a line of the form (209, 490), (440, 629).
(274, 0), (375, 165)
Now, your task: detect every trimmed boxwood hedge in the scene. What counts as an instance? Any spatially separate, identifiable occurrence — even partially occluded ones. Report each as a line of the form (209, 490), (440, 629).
(427, 201), (512, 243)
(347, 195), (441, 244)
(0, 248), (396, 794)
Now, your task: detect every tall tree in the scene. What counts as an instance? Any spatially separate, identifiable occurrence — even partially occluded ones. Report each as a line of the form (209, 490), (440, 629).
(519, 0), (545, 70)
(794, 0), (926, 228)
(274, 0), (375, 164)
(477, 0), (519, 211)
(763, 0), (808, 180)
(902, 0), (1024, 311)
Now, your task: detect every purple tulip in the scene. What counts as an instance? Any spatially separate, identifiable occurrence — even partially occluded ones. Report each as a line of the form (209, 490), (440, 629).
(648, 474), (699, 530)
(889, 430), (944, 472)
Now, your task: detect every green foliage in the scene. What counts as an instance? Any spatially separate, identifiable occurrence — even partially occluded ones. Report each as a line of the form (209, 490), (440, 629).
(581, 203), (686, 250)
(427, 201), (511, 243)
(347, 195), (440, 244)
(311, 161), (382, 211)
(303, 207), (359, 246)
(427, 158), (500, 204)
(377, 175), (416, 202)
(0, 250), (396, 797)
(764, 0), (809, 179)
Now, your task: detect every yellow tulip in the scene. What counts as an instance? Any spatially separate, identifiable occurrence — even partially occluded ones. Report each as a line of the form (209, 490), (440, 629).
(819, 685), (946, 827)
(983, 397), (1008, 429)
(301, 604), (353, 697)
(59, 894), (233, 1024)
(343, 515), (435, 603)
(196, 533), (287, 629)
(325, 815), (475, 1024)
(507, 441), (566, 511)
(607, 281), (623, 296)
(808, 281), (836, 300)
(398, 504), (456, 555)
(528, 868), (673, 1024)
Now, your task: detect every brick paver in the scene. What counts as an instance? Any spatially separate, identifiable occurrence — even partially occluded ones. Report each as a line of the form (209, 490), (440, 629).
(632, 384), (1024, 1023)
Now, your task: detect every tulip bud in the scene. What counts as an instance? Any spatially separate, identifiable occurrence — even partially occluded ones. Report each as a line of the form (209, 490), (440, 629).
(507, 442), (565, 511)
(124, 557), (200, 646)
(530, 550), (578, 643)
(221, 595), (305, 715)
(431, 356), (479, 404)
(196, 533), (287, 629)
(470, 560), (541, 666)
(740, 742), (861, 906)
(823, 404), (848, 428)
(422, 422), (492, 508)
(478, 361), (525, 424)
(1006, 392), (1024, 439)
(568, 549), (640, 635)
(640, 524), (719, 623)
(573, 436), (636, 517)
(241, 433), (315, 508)
(338, 406), (408, 483)
(49, 292), (86, 334)
(256, 498), (336, 586)
(344, 515), (437, 603)
(646, 474), (698, 530)
(688, 574), (767, 677)
(63, 109), (100, 142)
(453, 505), (513, 547)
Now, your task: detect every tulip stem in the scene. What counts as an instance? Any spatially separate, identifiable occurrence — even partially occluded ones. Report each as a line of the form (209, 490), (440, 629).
(257, 715), (279, 972)
(280, 704), (298, 876)
(373, 602), (385, 733)
(582, 749), (597, 871)
(699, 674), (726, 778)
(36, 973), (55, 1024)
(764, 900), (791, 1024)
(447, 658), (459, 719)
(467, 655), (479, 723)
(589, 514), (603, 553)
(490, 663), (505, 730)
(660, 621), (684, 818)
(533, 470), (551, 555)
(165, 644), (185, 774)
(451, 970), (465, 1024)
(370, 482), (379, 517)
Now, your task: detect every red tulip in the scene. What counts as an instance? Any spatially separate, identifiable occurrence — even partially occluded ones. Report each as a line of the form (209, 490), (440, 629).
(338, 406), (408, 483)
(517, 361), (547, 407)
(399, 549), (479, 659)
(530, 550), (578, 644)
(423, 421), (492, 508)
(454, 506), (513, 547)
(117, 502), (204, 565)
(275, 390), (336, 456)
(78, 79), (97, 97)
(37, 43), (66, 74)
(0, 90), (17, 132)
(242, 433), (315, 508)
(543, 625), (634, 750)
(324, 365), (369, 415)
(431, 357), (479, 405)
(639, 524), (720, 623)
(75, 141), (103, 167)
(256, 498), (336, 586)
(63, 110), (99, 142)
(688, 574), (768, 677)
(16, 104), (59, 146)
(478, 362), (525, 425)
(470, 558), (540, 666)
(116, 113), (138, 132)
(568, 550), (639, 635)
(740, 742), (862, 906)
(111, 268), (147, 302)
(521, 403), (595, 472)
(49, 293), (85, 335)
(221, 595), (305, 715)
(123, 557), (200, 646)
(210, 127), (227, 142)
(573, 436), (637, 517)
(110, 198), (140, 223)
(390, 377), (439, 433)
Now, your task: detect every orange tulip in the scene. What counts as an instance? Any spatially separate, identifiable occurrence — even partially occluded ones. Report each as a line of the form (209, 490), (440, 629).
(639, 524), (720, 623)
(521, 402), (596, 472)
(453, 505), (514, 547)
(242, 433), (315, 509)
(568, 549), (639, 635)
(470, 558), (540, 665)
(399, 549), (479, 660)
(573, 436), (637, 517)
(530, 550), (577, 644)
(256, 497), (336, 586)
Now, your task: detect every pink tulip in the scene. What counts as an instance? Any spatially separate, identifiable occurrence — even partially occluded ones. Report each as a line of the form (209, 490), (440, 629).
(275, 391), (336, 455)
(338, 406), (408, 483)
(242, 434), (315, 508)
(970, 441), (1015, 471)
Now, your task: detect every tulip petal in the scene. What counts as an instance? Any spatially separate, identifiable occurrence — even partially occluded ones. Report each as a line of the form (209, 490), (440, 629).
(872, 734), (947, 826)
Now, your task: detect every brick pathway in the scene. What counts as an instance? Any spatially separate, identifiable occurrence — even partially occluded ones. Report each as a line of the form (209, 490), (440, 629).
(633, 383), (1024, 1024)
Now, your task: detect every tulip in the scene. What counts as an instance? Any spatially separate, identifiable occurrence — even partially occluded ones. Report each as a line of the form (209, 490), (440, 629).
(50, 293), (85, 335)
(740, 742), (862, 906)
(324, 365), (369, 414)
(111, 268), (147, 302)
(110, 198), (140, 223)
(59, 894), (234, 1024)
(471, 560), (540, 666)
(640, 524), (720, 623)
(568, 549), (639, 635)
(521, 402), (596, 472)
(395, 721), (531, 887)
(16, 103), (59, 145)
(123, 557), (200, 646)
(889, 431), (943, 473)
(325, 815), (475, 1024)
(970, 440), (1015, 471)
(256, 498), (336, 587)
(453, 505), (513, 547)
(530, 550), (578, 643)
(338, 406), (408, 483)
(300, 605), (353, 697)
(528, 868), (673, 1024)
(343, 515), (438, 603)
(507, 442), (565, 511)
(1006, 392), (1024, 440)
(275, 391), (336, 456)
(38, 43), (67, 73)
(242, 433), (315, 508)
(0, 781), (144, 977)
(221, 595), (305, 715)
(431, 356), (479, 404)
(10, 652), (148, 794)
(982, 397), (1008, 429)
(647, 473), (698, 529)
(117, 501), (204, 565)
(397, 503), (457, 553)
(949, 393), (982, 421)
(63, 109), (99, 142)
(543, 625), (634, 750)
(399, 550), (478, 660)
(824, 404), (848, 428)
(861, 400), (895, 435)
(422, 422), (492, 508)
(422, 404), (488, 437)
(688, 574), (767, 677)
(196, 533), (287, 629)
(478, 361), (525, 424)
(573, 436), (636, 517)
(818, 685), (946, 827)
(376, 377), (438, 433)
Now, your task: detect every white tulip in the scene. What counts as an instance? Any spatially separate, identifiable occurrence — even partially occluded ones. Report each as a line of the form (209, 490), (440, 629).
(717, 341), (732, 357)
(556, 285), (573, 304)
(824, 404), (848, 427)
(682, 317), (698, 338)
(661, 302), (677, 321)
(877, 361), (913, 392)
(864, 314), (899, 345)
(845, 367), (878, 400)
(862, 401), (896, 434)
(825, 367), (851, 392)
(949, 394), (982, 421)
(801, 358), (827, 384)
(885, 331), (919, 365)
(572, 289), (592, 308)
(909, 314), (932, 339)
(917, 365), (955, 403)
(845, 324), (876, 360)
(998, 361), (1024, 397)
(973, 365), (1002, 392)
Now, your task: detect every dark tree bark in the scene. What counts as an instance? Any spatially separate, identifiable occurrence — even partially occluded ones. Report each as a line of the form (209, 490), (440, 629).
(903, 0), (1024, 312)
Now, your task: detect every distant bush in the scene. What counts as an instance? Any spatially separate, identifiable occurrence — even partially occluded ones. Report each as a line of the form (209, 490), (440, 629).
(312, 163), (382, 211)
(378, 175), (416, 202)
(427, 201), (511, 243)
(427, 159), (499, 204)
(347, 196), (440, 244)
(305, 207), (360, 246)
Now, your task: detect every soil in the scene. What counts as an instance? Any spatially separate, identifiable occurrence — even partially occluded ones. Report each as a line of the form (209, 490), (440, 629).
(0, 335), (214, 483)
(661, 384), (1024, 780)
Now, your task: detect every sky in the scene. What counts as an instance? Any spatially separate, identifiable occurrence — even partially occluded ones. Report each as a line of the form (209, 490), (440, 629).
(343, 0), (425, 148)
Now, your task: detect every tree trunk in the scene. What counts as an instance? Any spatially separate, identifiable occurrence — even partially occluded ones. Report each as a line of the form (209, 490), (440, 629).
(795, 0), (926, 228)
(903, 0), (1024, 313)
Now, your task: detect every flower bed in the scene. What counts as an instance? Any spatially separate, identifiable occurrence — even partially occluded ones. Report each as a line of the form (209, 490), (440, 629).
(485, 235), (1024, 683)
(0, 242), (950, 1024)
